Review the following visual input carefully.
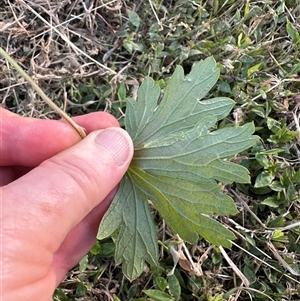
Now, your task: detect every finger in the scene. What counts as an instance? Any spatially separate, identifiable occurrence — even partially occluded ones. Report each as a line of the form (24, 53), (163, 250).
(2, 128), (133, 299)
(0, 108), (119, 167)
(72, 112), (119, 132)
(52, 187), (118, 283)
(2, 127), (133, 251)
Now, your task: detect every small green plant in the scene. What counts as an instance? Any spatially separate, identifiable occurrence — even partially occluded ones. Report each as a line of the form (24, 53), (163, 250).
(97, 57), (258, 280)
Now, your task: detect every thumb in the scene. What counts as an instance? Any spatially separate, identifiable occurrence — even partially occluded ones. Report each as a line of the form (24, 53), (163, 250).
(3, 127), (134, 250)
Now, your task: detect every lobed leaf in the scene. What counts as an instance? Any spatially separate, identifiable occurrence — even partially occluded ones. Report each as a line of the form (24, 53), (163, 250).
(97, 174), (158, 280)
(98, 57), (258, 280)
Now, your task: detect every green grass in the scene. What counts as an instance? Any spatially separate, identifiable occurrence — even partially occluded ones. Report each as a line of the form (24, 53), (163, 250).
(1, 0), (300, 300)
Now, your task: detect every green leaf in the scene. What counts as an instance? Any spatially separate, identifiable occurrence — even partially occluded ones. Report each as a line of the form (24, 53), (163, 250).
(53, 288), (69, 301)
(286, 19), (300, 46)
(113, 295), (121, 301)
(117, 82), (127, 100)
(168, 274), (181, 300)
(268, 124), (298, 144)
(97, 174), (158, 280)
(247, 63), (261, 78)
(143, 289), (175, 301)
(262, 196), (280, 208)
(155, 276), (168, 291)
(79, 255), (88, 272)
(254, 171), (275, 188)
(98, 57), (258, 280)
(127, 10), (141, 28)
(255, 153), (270, 168)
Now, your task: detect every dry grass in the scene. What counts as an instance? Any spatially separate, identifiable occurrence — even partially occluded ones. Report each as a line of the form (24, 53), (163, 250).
(0, 0), (130, 118)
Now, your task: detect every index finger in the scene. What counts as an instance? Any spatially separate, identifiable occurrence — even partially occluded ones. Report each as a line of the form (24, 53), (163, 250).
(0, 108), (119, 167)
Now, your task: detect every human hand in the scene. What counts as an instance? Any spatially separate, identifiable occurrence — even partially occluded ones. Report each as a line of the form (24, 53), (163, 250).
(0, 108), (134, 301)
